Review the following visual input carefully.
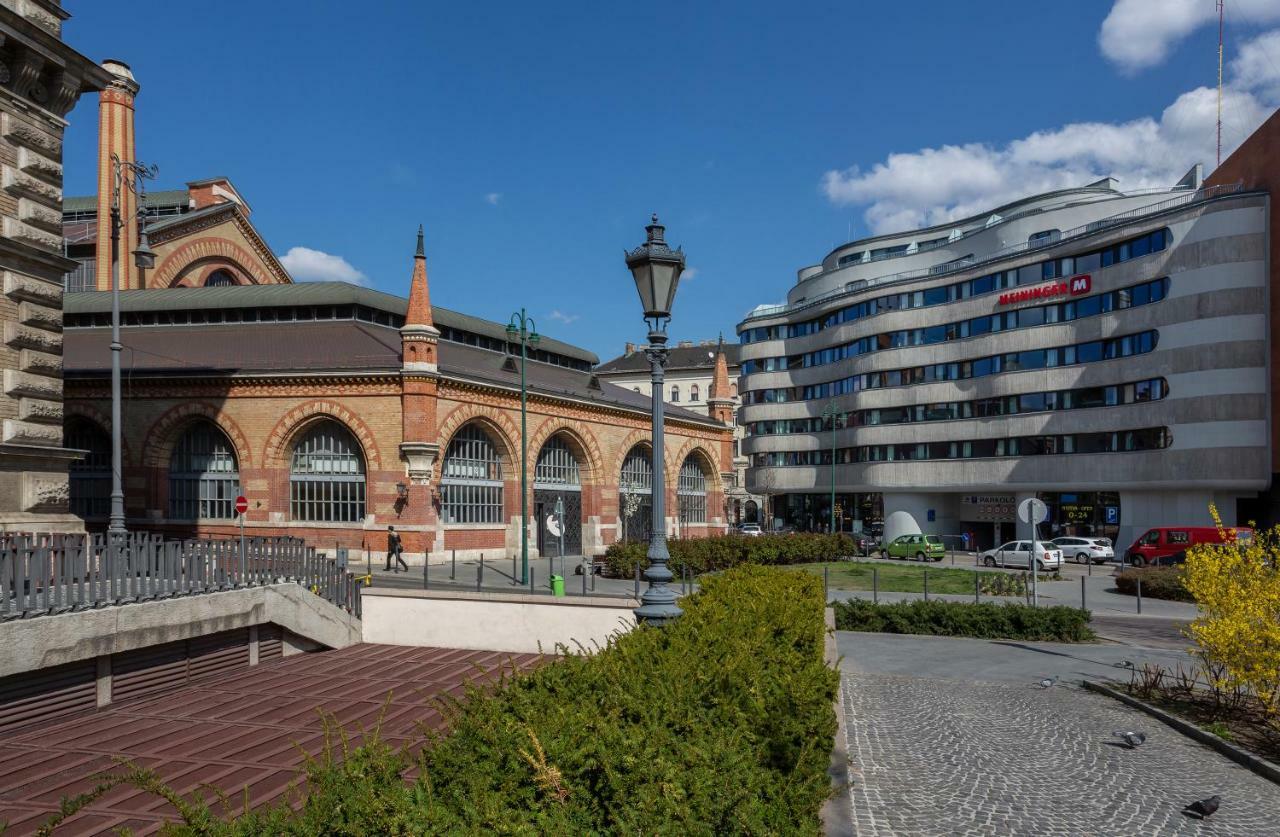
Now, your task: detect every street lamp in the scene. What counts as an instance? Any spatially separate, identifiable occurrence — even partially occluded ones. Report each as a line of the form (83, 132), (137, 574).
(624, 214), (686, 625)
(506, 310), (540, 584)
(821, 400), (840, 535)
(107, 154), (158, 537)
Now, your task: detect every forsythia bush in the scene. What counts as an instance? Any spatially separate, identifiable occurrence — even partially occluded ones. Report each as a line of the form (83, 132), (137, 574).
(1182, 504), (1280, 713)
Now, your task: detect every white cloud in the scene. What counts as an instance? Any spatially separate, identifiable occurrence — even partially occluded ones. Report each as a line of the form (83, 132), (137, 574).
(1099, 0), (1280, 72)
(547, 309), (579, 325)
(484, 192), (503, 205)
(279, 246), (368, 285)
(682, 267), (699, 280)
(821, 29), (1279, 235)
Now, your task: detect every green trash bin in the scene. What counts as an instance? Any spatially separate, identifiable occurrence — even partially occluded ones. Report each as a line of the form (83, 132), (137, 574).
(550, 574), (565, 597)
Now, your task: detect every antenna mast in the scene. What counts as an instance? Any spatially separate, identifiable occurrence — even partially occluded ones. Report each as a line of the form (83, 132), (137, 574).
(1217, 0), (1224, 166)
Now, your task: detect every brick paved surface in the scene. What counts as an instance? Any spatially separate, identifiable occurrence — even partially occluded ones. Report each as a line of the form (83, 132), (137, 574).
(841, 671), (1280, 835)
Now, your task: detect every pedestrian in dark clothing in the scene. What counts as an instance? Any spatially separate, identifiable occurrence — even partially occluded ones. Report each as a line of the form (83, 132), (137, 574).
(386, 525), (407, 572)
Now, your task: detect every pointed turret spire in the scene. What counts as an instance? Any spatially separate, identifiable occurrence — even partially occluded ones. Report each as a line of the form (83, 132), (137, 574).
(405, 225), (435, 330)
(709, 335), (731, 401)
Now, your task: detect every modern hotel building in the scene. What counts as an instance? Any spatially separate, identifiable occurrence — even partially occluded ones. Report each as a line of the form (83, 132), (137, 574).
(737, 113), (1280, 552)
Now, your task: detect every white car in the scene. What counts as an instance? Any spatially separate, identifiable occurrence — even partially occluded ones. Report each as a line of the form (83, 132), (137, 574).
(979, 541), (1063, 571)
(1051, 536), (1115, 564)
(738, 523), (762, 537)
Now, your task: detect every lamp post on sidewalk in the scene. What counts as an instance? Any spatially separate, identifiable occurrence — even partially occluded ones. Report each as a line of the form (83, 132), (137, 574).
(107, 154), (158, 537)
(625, 215), (686, 626)
(506, 310), (540, 584)
(821, 400), (840, 535)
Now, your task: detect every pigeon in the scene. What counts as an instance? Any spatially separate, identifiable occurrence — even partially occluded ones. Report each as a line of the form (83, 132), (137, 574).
(1112, 730), (1146, 748)
(1038, 675), (1059, 689)
(1183, 795), (1221, 819)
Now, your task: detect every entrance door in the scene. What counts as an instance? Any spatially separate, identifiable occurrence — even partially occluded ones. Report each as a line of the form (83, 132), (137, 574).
(535, 488), (582, 557)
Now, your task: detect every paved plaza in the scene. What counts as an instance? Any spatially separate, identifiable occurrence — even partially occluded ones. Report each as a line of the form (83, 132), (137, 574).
(837, 633), (1280, 835)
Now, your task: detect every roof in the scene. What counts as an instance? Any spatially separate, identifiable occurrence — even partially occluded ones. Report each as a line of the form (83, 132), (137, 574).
(64, 283), (599, 364)
(62, 189), (191, 214)
(596, 342), (741, 374)
(144, 201), (229, 233)
(62, 320), (719, 427)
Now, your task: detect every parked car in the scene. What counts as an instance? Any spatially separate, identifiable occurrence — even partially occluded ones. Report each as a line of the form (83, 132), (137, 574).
(1123, 526), (1252, 567)
(737, 523), (762, 537)
(879, 534), (946, 562)
(979, 541), (1063, 571)
(1050, 536), (1115, 564)
(853, 534), (877, 557)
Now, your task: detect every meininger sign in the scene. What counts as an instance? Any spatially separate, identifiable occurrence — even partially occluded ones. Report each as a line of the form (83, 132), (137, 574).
(998, 273), (1091, 306)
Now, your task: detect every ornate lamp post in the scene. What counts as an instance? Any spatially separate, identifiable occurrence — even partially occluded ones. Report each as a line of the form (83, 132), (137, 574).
(821, 400), (840, 535)
(625, 215), (686, 625)
(107, 154), (158, 536)
(506, 310), (540, 584)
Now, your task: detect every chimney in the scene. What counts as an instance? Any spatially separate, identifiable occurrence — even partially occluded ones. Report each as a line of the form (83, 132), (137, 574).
(624, 342), (635, 356)
(678, 340), (693, 348)
(95, 60), (140, 290)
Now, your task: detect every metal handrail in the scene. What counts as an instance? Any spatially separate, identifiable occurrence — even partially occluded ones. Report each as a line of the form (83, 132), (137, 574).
(743, 182), (1245, 324)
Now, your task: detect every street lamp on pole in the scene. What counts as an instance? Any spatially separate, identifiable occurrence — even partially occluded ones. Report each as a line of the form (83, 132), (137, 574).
(506, 310), (540, 585)
(821, 400), (840, 535)
(624, 214), (686, 626)
(107, 154), (158, 537)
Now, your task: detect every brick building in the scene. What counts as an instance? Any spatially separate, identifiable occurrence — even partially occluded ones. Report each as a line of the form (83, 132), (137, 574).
(0, 2), (111, 532)
(55, 58), (732, 558)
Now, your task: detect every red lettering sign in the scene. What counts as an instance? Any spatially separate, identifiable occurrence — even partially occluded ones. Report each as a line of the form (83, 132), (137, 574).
(1069, 274), (1091, 295)
(997, 274), (1091, 306)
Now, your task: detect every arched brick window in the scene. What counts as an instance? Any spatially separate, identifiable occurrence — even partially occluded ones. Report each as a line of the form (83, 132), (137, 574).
(678, 456), (708, 526)
(290, 421), (366, 522)
(169, 420), (240, 519)
(619, 445), (653, 543)
(205, 269), (237, 287)
(441, 424), (504, 524)
(67, 418), (110, 518)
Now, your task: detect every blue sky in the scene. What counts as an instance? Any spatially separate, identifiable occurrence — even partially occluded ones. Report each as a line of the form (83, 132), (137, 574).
(60, 1), (1280, 361)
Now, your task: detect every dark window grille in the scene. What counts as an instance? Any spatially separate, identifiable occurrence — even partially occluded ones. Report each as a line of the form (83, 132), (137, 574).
(677, 457), (707, 524)
(169, 421), (240, 519)
(534, 435), (581, 489)
(67, 419), (110, 517)
(441, 424), (504, 524)
(290, 422), (366, 522)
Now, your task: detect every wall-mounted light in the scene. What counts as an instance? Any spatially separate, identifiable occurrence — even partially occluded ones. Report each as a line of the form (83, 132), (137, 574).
(395, 481), (409, 501)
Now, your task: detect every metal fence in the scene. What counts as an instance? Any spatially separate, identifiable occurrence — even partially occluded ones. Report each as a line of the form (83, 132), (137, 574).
(0, 532), (362, 622)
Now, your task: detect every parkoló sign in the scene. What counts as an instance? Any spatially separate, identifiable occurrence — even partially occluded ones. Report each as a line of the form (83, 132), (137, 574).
(998, 274), (1091, 306)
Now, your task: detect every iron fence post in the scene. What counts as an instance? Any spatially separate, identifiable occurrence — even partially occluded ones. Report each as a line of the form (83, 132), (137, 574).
(1081, 575), (1086, 611)
(873, 566), (878, 604)
(923, 568), (928, 602)
(1136, 578), (1142, 614)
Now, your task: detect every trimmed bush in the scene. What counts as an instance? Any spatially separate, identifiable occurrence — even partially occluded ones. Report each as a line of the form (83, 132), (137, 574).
(1114, 566), (1194, 602)
(604, 532), (855, 577)
(833, 599), (1095, 642)
(56, 566), (839, 835)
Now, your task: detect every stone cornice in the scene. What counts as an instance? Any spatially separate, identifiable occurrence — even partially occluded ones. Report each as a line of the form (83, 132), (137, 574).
(0, 9), (111, 117)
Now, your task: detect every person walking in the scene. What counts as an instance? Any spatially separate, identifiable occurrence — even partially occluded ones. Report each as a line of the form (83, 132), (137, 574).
(385, 525), (408, 573)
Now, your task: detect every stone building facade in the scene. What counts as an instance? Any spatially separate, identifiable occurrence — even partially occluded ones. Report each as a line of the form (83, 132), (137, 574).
(0, 1), (109, 531)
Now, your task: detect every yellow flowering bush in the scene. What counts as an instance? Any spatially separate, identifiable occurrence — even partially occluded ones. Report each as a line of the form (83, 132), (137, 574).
(1182, 504), (1280, 713)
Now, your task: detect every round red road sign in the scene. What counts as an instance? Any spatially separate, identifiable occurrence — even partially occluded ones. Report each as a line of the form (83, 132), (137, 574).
(234, 495), (249, 515)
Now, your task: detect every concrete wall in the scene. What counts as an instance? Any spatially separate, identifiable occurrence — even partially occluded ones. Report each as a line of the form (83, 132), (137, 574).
(361, 588), (636, 654)
(0, 583), (361, 679)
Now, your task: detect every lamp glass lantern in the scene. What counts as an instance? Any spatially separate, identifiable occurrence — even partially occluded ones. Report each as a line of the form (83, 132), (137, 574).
(625, 215), (685, 324)
(132, 229), (157, 270)
(395, 481), (408, 500)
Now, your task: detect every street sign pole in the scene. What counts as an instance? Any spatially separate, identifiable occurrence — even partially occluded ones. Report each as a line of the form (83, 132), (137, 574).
(235, 494), (249, 585)
(555, 496), (565, 581)
(1018, 497), (1048, 607)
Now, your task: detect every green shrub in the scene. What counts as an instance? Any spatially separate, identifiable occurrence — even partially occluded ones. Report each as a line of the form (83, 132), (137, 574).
(604, 533), (856, 577)
(833, 599), (1095, 642)
(54, 566), (839, 835)
(1114, 566), (1194, 602)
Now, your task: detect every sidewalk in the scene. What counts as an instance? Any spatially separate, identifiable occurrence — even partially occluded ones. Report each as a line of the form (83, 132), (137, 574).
(360, 554), (672, 601)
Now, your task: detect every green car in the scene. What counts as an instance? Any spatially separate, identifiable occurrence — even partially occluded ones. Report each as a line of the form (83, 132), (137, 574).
(879, 534), (946, 562)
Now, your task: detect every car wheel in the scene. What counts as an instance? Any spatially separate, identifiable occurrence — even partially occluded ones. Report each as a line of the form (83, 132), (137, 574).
(1076, 552), (1090, 564)
(1130, 555), (1145, 568)
(1036, 560), (1046, 571)
(915, 551), (926, 562)
(983, 556), (995, 567)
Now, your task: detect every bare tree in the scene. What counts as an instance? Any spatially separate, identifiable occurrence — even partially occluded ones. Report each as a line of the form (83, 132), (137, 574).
(619, 481), (644, 543)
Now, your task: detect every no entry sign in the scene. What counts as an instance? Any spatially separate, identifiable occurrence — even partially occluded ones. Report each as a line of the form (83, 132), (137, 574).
(234, 495), (249, 515)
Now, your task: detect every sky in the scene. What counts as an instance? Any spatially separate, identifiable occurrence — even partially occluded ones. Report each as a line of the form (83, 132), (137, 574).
(59, 1), (1280, 362)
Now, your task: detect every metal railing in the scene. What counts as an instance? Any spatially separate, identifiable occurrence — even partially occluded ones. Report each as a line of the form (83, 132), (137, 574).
(743, 182), (1245, 323)
(0, 532), (363, 622)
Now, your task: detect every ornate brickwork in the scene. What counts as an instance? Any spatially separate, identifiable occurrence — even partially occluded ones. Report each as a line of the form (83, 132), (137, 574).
(263, 400), (384, 470)
(140, 401), (253, 469)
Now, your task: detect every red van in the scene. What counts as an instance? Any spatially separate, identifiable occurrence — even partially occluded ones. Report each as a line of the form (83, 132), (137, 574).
(1124, 526), (1253, 567)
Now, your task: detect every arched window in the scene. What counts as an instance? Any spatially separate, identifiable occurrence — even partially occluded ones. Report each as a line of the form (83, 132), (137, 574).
(678, 456), (708, 525)
(169, 421), (240, 519)
(441, 424), (504, 524)
(670, 385), (680, 403)
(690, 384), (700, 403)
(205, 269), (237, 287)
(290, 421), (366, 521)
(67, 419), (110, 517)
(535, 435), (580, 487)
(619, 445), (653, 542)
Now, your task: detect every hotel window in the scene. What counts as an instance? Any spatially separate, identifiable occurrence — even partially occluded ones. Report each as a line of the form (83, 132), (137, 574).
(440, 424), (504, 524)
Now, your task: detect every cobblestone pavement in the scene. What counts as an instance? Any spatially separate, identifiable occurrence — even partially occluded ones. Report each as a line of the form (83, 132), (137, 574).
(841, 672), (1280, 835)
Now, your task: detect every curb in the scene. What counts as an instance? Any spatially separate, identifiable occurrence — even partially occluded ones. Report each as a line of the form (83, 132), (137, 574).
(1083, 680), (1280, 786)
(821, 607), (854, 836)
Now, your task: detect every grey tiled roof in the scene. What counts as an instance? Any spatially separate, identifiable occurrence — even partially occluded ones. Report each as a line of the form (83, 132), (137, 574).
(62, 189), (191, 214)
(595, 342), (741, 373)
(64, 283), (599, 365)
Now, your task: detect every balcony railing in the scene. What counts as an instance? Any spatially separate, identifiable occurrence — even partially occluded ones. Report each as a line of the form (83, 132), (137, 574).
(743, 182), (1245, 324)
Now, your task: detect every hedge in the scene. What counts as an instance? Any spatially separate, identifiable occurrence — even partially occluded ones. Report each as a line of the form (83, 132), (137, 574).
(54, 566), (839, 835)
(833, 599), (1095, 642)
(604, 533), (856, 577)
(1114, 566), (1195, 602)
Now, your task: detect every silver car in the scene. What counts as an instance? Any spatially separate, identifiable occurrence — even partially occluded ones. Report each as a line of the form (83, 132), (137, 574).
(1050, 536), (1115, 564)
(979, 541), (1063, 571)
